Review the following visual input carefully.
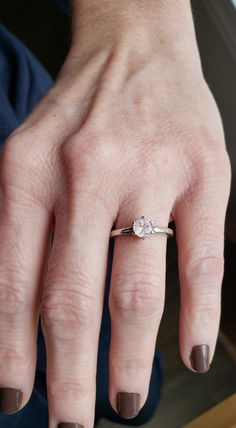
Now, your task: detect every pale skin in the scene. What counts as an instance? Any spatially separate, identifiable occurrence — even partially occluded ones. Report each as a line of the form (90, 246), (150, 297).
(0, 0), (232, 427)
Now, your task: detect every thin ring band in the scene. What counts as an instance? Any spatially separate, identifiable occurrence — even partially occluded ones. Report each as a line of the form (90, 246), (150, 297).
(110, 216), (174, 239)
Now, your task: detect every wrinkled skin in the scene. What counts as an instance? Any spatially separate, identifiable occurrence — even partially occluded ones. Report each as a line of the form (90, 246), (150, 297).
(0, 1), (231, 427)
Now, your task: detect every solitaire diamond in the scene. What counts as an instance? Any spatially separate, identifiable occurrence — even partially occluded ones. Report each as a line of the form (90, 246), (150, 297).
(132, 216), (155, 238)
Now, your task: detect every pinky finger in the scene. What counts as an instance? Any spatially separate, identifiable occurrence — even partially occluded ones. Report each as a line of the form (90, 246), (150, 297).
(175, 153), (231, 373)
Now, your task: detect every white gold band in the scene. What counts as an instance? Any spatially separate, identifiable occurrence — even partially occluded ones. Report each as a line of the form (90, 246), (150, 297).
(110, 216), (174, 239)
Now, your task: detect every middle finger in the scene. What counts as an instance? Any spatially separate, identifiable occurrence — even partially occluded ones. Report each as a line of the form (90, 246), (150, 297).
(41, 198), (113, 428)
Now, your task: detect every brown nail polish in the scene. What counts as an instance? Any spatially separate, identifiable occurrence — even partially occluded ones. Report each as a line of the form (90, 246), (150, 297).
(58, 424), (84, 428)
(190, 344), (210, 373)
(117, 392), (141, 419)
(0, 387), (23, 414)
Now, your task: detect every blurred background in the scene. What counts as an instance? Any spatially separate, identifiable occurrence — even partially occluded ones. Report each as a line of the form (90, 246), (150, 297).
(0, 0), (236, 427)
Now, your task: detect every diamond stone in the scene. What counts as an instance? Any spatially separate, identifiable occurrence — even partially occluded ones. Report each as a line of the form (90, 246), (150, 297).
(133, 216), (155, 238)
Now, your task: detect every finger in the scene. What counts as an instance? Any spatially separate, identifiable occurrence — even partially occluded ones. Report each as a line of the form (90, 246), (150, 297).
(41, 199), (114, 428)
(175, 153), (231, 373)
(108, 198), (172, 419)
(0, 193), (51, 414)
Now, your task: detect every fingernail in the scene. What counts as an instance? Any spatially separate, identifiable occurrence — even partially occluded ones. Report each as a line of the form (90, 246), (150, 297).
(117, 392), (141, 419)
(58, 424), (84, 428)
(0, 387), (23, 414)
(190, 344), (210, 373)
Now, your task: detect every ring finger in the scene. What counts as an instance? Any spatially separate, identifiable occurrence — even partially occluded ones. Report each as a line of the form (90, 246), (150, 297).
(109, 196), (173, 419)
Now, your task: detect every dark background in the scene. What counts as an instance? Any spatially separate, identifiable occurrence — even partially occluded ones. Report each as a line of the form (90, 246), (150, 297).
(0, 1), (236, 427)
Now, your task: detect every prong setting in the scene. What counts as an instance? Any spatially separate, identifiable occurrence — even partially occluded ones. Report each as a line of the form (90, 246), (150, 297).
(132, 216), (156, 239)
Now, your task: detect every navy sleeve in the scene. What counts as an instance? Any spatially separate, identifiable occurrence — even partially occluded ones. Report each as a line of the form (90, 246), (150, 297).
(54, 0), (70, 14)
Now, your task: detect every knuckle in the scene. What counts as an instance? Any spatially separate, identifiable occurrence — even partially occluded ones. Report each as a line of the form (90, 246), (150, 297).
(187, 299), (220, 328)
(61, 130), (103, 168)
(48, 379), (93, 402)
(1, 139), (22, 183)
(2, 134), (22, 156)
(41, 286), (97, 340)
(61, 129), (116, 177)
(0, 347), (29, 372)
(1, 134), (53, 209)
(60, 134), (80, 166)
(110, 355), (150, 373)
(183, 256), (223, 328)
(60, 133), (118, 217)
(184, 256), (224, 285)
(110, 273), (163, 320)
(2, 134), (34, 175)
(0, 277), (30, 321)
(217, 150), (232, 186)
(193, 143), (231, 181)
(210, 149), (231, 176)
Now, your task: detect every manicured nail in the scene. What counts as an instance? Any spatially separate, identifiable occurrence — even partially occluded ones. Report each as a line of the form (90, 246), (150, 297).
(117, 392), (141, 419)
(190, 344), (210, 373)
(58, 424), (84, 428)
(0, 387), (23, 414)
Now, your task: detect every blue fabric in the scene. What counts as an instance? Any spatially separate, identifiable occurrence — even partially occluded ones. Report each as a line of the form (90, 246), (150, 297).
(0, 25), (163, 427)
(54, 0), (70, 14)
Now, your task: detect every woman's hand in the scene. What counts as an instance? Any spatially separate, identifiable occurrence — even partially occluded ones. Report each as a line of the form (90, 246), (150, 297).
(0, 0), (231, 426)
